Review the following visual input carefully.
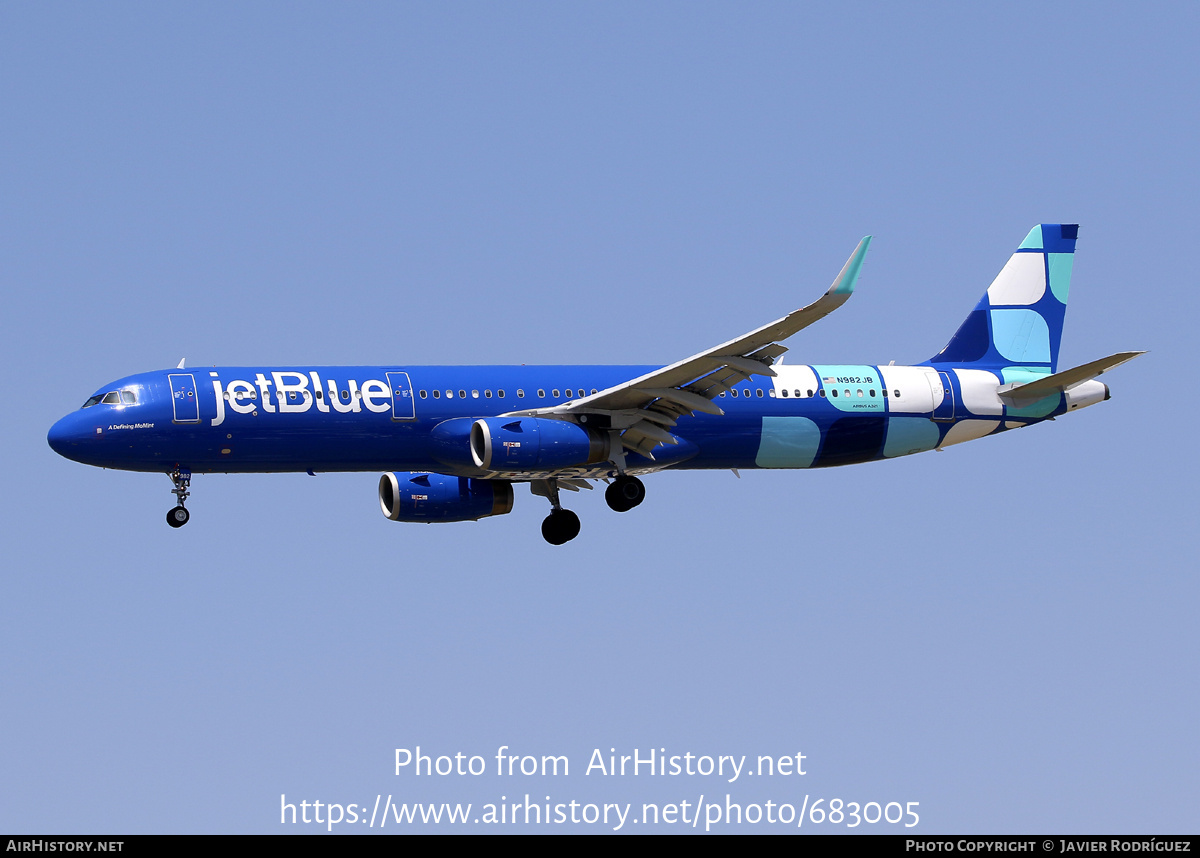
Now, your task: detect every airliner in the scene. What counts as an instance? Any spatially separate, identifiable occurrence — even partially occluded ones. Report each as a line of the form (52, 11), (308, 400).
(48, 224), (1142, 544)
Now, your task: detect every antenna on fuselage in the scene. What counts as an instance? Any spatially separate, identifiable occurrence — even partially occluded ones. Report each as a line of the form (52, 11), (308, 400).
(177, 358), (186, 369)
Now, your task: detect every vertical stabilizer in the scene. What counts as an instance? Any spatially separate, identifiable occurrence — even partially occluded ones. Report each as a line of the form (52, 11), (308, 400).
(928, 224), (1077, 373)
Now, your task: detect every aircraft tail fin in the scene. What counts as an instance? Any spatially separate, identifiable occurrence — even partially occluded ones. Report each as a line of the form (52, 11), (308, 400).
(928, 224), (1078, 373)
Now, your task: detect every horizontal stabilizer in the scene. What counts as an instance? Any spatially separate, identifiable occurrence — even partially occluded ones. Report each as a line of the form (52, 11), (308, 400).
(998, 350), (1145, 406)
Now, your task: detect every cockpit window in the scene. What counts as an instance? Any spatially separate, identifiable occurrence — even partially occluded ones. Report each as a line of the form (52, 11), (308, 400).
(82, 389), (138, 408)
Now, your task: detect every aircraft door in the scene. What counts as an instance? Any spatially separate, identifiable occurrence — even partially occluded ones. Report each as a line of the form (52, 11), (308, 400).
(168, 373), (201, 423)
(931, 371), (956, 421)
(386, 371), (416, 420)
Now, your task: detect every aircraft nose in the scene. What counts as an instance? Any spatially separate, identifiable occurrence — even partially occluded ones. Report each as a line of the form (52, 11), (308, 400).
(48, 413), (88, 459)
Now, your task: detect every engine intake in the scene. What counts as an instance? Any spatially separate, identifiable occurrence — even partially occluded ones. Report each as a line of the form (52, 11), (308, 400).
(378, 472), (514, 522)
(469, 416), (610, 471)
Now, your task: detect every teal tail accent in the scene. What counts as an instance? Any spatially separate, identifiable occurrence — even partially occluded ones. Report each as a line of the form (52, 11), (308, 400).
(927, 224), (1077, 373)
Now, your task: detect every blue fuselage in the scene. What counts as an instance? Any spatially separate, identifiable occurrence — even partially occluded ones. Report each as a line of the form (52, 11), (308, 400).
(46, 363), (1062, 477)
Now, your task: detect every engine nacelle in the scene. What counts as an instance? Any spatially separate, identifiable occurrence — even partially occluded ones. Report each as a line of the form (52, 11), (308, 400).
(378, 472), (514, 522)
(468, 416), (610, 471)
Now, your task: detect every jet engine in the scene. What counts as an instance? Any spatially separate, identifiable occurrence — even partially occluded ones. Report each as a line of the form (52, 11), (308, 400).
(378, 472), (514, 522)
(431, 416), (610, 472)
(470, 416), (610, 471)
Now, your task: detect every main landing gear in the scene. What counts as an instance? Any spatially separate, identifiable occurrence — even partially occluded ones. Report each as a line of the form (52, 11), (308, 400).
(542, 508), (581, 546)
(534, 478), (581, 546)
(604, 475), (645, 513)
(166, 467), (191, 528)
(533, 474), (647, 544)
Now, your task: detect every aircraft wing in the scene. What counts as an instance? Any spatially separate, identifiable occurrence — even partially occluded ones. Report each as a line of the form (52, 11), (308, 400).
(505, 236), (872, 458)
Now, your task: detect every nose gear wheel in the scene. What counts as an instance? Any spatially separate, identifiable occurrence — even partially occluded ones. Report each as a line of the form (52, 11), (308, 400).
(166, 467), (192, 528)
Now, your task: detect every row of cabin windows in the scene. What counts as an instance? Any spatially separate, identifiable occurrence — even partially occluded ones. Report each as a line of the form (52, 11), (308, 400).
(213, 386), (902, 405)
(85, 382), (905, 410)
(417, 388), (600, 401)
(223, 389), (356, 401)
(719, 388), (903, 399)
(404, 386), (904, 402)
(219, 387), (625, 404)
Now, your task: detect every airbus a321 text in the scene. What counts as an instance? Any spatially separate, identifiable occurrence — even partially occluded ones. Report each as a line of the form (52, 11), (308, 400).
(49, 224), (1142, 544)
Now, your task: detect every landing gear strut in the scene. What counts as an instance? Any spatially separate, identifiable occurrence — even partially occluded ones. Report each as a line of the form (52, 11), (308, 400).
(534, 478), (581, 545)
(166, 467), (191, 528)
(605, 475), (645, 512)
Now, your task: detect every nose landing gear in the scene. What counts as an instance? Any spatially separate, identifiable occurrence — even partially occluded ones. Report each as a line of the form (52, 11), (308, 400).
(166, 467), (192, 528)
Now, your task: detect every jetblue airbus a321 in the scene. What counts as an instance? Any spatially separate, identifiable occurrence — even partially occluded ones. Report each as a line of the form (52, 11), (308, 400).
(48, 224), (1142, 544)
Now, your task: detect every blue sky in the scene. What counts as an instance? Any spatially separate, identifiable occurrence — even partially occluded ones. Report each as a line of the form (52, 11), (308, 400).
(1, 2), (1196, 833)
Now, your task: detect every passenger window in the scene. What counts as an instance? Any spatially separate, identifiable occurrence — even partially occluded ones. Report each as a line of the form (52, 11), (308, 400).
(591, 389), (598, 395)
(340, 390), (349, 399)
(472, 390), (479, 399)
(719, 391), (727, 397)
(769, 389), (776, 397)
(730, 389), (738, 398)
(552, 389), (560, 398)
(537, 389), (546, 398)
(757, 389), (763, 397)
(516, 390), (524, 398)
(882, 388), (888, 397)
(419, 390), (428, 399)
(781, 389), (788, 398)
(458, 390), (466, 399)
(433, 390), (441, 399)
(807, 389), (813, 398)
(819, 389), (826, 397)
(869, 389), (875, 397)
(831, 389), (838, 398)
(894, 390), (901, 398)
(857, 390), (863, 398)
(484, 390), (492, 398)
(498, 389), (506, 398)
(446, 390), (454, 399)
(316, 390), (323, 400)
